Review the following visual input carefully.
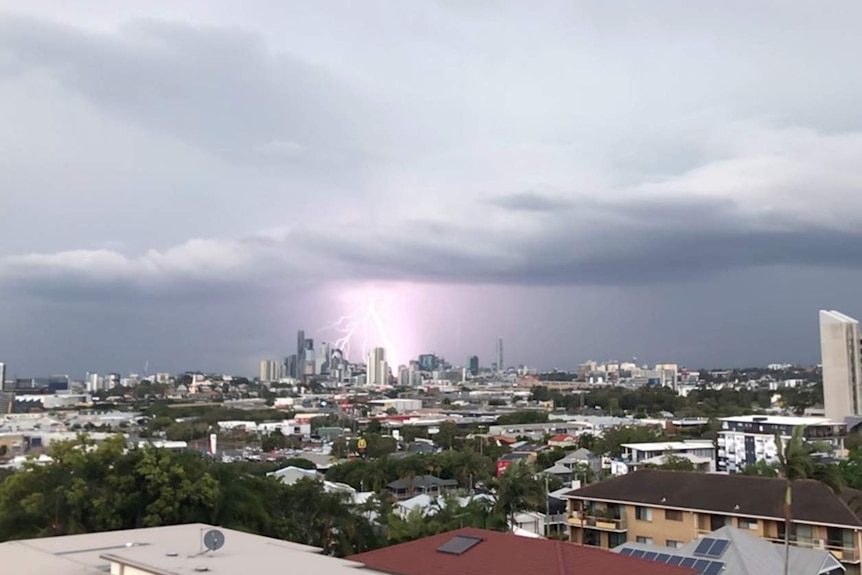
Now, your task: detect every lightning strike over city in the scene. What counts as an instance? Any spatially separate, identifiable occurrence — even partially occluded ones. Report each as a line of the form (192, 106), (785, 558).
(324, 293), (394, 363)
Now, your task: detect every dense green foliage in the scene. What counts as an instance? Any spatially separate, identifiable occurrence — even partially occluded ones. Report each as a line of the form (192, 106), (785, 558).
(530, 383), (822, 417)
(0, 436), (380, 556)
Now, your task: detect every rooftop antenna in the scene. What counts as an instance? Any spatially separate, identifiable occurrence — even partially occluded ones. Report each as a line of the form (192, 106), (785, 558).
(193, 528), (225, 556)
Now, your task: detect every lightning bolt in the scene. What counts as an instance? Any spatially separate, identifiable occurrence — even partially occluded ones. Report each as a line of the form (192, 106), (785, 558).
(322, 295), (394, 363)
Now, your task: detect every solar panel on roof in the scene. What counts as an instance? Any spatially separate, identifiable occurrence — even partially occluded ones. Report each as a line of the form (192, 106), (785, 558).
(680, 557), (697, 568)
(694, 559), (711, 573)
(620, 548), (634, 556)
(436, 535), (483, 555)
(655, 553), (671, 563)
(703, 562), (725, 575)
(643, 552), (658, 560)
(705, 539), (729, 558)
(631, 550), (645, 558)
(667, 556), (684, 565)
(694, 538), (715, 556)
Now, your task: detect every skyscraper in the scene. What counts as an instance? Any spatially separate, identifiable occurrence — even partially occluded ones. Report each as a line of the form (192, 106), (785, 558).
(468, 356), (479, 376)
(367, 347), (388, 386)
(0, 362), (6, 391)
(296, 330), (306, 380)
(820, 310), (862, 421)
(495, 337), (504, 373)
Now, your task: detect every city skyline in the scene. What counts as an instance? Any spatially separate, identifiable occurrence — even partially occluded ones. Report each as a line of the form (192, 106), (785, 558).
(3, 3), (862, 375)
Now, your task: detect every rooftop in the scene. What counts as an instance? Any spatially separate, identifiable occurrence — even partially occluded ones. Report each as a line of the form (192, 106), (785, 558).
(615, 525), (844, 575)
(0, 523), (372, 575)
(620, 440), (715, 452)
(719, 415), (841, 427)
(348, 527), (695, 575)
(565, 470), (862, 528)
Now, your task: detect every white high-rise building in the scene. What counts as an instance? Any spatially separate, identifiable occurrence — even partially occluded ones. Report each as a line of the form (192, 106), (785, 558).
(0, 362), (6, 391)
(367, 347), (388, 386)
(496, 337), (504, 373)
(820, 310), (862, 421)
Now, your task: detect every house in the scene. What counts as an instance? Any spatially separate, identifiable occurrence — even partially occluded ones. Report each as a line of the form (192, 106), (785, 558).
(717, 415), (847, 474)
(348, 527), (695, 575)
(395, 493), (496, 519)
(268, 465), (357, 497)
(386, 475), (458, 500)
(548, 433), (579, 448)
(0, 522), (384, 575)
(496, 452), (535, 476)
(632, 452), (714, 473)
(614, 525), (844, 575)
(564, 469), (862, 574)
(619, 440), (716, 472)
(555, 448), (602, 475)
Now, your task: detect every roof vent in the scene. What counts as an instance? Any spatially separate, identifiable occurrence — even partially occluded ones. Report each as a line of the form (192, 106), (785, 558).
(194, 568), (210, 573)
(436, 535), (483, 555)
(166, 552), (178, 557)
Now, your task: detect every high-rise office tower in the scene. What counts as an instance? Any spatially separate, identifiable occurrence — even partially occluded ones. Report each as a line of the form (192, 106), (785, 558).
(296, 330), (306, 380)
(495, 337), (504, 373)
(418, 354), (438, 372)
(367, 347), (388, 386)
(820, 310), (862, 421)
(468, 356), (479, 376)
(0, 362), (6, 391)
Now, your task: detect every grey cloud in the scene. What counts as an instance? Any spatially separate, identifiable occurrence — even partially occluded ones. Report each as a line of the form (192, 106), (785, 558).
(488, 191), (573, 212)
(0, 14), (379, 170)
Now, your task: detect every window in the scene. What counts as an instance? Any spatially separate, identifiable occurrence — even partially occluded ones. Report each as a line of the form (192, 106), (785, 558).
(667, 540), (682, 548)
(637, 536), (654, 544)
(738, 519), (757, 530)
(636, 506), (653, 521)
(665, 509), (683, 522)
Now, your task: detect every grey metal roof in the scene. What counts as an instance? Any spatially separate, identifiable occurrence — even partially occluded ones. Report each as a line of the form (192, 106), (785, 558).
(614, 525), (843, 575)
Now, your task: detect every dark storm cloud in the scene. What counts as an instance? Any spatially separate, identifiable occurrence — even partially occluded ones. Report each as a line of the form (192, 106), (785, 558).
(3, 2), (862, 375)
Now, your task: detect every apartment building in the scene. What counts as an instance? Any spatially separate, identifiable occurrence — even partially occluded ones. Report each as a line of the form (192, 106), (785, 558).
(717, 415), (847, 473)
(564, 470), (862, 574)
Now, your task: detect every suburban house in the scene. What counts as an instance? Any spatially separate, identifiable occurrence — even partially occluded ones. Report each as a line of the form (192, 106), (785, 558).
(386, 475), (458, 500)
(544, 448), (602, 481)
(614, 525), (844, 575)
(394, 493), (495, 519)
(267, 465), (359, 497)
(564, 470), (862, 574)
(548, 433), (579, 448)
(629, 452), (715, 473)
(348, 527), (696, 575)
(620, 440), (716, 470)
(496, 452), (535, 476)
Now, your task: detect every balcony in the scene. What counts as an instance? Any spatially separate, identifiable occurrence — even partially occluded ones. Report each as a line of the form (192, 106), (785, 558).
(568, 510), (628, 532)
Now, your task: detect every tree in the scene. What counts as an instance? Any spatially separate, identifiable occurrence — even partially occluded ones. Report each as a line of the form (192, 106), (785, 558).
(741, 460), (779, 477)
(645, 454), (696, 472)
(596, 425), (666, 458)
(492, 463), (546, 530)
(775, 426), (843, 575)
(434, 421), (459, 450)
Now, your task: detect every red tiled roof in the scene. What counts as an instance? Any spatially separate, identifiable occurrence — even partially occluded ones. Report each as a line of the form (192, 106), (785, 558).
(348, 528), (695, 575)
(549, 434), (575, 441)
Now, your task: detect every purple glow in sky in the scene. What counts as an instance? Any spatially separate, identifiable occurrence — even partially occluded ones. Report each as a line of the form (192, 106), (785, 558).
(2, 1), (862, 377)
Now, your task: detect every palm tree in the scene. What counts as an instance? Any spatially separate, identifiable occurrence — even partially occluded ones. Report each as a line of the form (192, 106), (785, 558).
(492, 463), (546, 531)
(775, 426), (844, 575)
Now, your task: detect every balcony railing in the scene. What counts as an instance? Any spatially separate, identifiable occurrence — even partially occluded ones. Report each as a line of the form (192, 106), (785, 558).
(568, 510), (628, 531)
(695, 529), (859, 562)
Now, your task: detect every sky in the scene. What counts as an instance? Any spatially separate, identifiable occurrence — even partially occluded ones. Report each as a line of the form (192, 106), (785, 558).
(3, 1), (862, 378)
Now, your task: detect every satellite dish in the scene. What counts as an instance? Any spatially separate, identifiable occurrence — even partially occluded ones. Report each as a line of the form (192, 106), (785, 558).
(203, 529), (225, 552)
